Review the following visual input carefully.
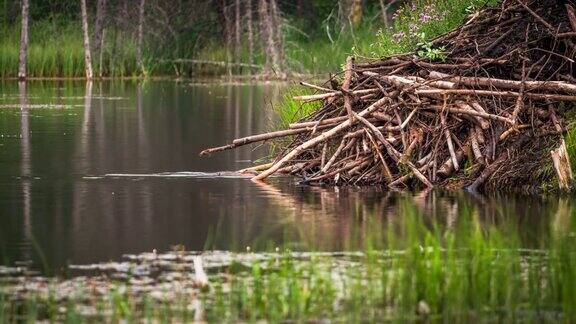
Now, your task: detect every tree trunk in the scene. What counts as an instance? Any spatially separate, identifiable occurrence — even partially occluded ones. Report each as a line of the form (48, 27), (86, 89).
(269, 0), (284, 73)
(296, 0), (302, 17)
(234, 0), (241, 69)
(99, 28), (106, 78)
(92, 0), (107, 61)
(378, 0), (389, 27)
(350, 0), (363, 26)
(339, 0), (363, 27)
(136, 0), (146, 74)
(222, 0), (233, 76)
(80, 0), (94, 80)
(246, 0), (254, 72)
(18, 0), (29, 80)
(258, 0), (278, 76)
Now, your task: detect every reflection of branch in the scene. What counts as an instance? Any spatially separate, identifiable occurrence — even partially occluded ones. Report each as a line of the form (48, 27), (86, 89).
(251, 179), (316, 215)
(552, 197), (572, 237)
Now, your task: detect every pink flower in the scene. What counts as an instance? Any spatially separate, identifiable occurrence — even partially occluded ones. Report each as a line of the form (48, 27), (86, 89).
(419, 13), (431, 22)
(393, 32), (405, 42)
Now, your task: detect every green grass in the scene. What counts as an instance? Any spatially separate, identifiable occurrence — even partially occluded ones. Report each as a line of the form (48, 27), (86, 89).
(272, 87), (322, 129)
(205, 199), (576, 322)
(1, 196), (575, 322)
(272, 0), (502, 126)
(0, 0), (500, 78)
(0, 20), (140, 78)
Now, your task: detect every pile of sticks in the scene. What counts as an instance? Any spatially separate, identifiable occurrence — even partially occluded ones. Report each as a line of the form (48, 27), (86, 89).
(201, 0), (576, 191)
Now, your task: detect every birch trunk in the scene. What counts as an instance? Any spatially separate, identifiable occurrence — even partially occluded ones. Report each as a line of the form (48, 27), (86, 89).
(99, 28), (106, 77)
(234, 0), (241, 69)
(269, 0), (284, 73)
(18, 0), (29, 80)
(80, 0), (94, 80)
(222, 0), (233, 76)
(136, 0), (146, 74)
(258, 0), (278, 76)
(246, 0), (254, 72)
(93, 0), (107, 60)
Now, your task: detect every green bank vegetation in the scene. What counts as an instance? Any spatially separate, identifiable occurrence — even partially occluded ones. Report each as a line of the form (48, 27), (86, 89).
(1, 0), (497, 78)
(1, 196), (575, 322)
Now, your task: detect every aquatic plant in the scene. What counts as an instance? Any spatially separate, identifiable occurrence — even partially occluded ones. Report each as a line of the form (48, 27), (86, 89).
(1, 195), (575, 322)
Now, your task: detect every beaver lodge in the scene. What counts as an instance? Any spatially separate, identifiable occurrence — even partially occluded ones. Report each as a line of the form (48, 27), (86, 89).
(201, 0), (576, 192)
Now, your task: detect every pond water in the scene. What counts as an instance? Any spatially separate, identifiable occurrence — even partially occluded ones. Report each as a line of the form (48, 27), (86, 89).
(0, 80), (573, 275)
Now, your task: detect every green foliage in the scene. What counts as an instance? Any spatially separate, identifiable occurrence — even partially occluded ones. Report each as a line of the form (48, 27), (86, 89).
(273, 86), (321, 129)
(0, 21), (137, 78)
(560, 102), (576, 172)
(369, 0), (499, 59)
(2, 197), (575, 322)
(0, 0), (503, 78)
(416, 33), (446, 61)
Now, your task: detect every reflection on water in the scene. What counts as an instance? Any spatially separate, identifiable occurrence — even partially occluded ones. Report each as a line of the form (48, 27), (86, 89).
(0, 81), (573, 274)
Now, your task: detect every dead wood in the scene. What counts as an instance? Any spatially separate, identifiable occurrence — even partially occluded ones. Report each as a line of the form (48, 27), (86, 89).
(201, 0), (576, 191)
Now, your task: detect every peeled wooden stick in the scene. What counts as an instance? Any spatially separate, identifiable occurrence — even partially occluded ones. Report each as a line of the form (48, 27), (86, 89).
(557, 32), (576, 38)
(320, 142), (328, 169)
(309, 156), (371, 181)
(441, 112), (459, 171)
(253, 97), (391, 180)
(290, 116), (381, 130)
(299, 81), (335, 93)
(238, 162), (274, 173)
(469, 102), (491, 129)
(353, 113), (401, 161)
(470, 132), (483, 163)
(342, 56), (355, 123)
(353, 112), (432, 187)
(511, 61), (527, 124)
(389, 162), (432, 187)
(200, 124), (332, 156)
(293, 88), (379, 101)
(365, 131), (393, 181)
(438, 135), (472, 177)
(429, 70), (576, 93)
(199, 143), (236, 156)
(567, 4), (576, 32)
(232, 127), (323, 146)
(416, 89), (576, 102)
(455, 102), (490, 129)
(404, 75), (456, 89)
(372, 111), (396, 123)
(289, 116), (348, 129)
(423, 104), (514, 124)
(401, 138), (419, 163)
(551, 140), (574, 190)
(321, 138), (346, 173)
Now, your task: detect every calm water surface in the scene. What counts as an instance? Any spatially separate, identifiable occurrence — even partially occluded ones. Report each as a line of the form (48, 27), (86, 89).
(0, 80), (573, 274)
